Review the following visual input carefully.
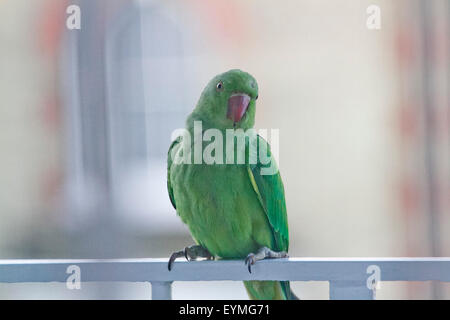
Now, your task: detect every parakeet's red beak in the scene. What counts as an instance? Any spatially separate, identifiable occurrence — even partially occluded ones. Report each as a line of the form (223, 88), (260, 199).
(227, 94), (251, 123)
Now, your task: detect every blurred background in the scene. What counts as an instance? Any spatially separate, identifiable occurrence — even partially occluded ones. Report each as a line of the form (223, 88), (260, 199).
(0, 0), (448, 299)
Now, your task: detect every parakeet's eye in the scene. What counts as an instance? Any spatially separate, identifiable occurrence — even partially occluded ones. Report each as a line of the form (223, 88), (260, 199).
(216, 81), (224, 91)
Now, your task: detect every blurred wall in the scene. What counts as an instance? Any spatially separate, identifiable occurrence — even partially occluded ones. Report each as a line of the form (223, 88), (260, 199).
(0, 0), (65, 256)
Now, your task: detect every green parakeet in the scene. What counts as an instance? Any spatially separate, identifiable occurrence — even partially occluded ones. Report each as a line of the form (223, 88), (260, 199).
(167, 69), (297, 300)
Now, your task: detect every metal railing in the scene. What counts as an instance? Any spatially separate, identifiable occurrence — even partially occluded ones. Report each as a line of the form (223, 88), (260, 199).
(0, 257), (449, 299)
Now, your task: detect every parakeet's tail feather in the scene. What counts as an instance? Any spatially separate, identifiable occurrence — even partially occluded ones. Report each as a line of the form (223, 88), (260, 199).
(244, 281), (299, 300)
(280, 281), (299, 300)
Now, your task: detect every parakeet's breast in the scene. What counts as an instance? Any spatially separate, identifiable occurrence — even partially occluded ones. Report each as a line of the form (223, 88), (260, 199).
(170, 162), (273, 259)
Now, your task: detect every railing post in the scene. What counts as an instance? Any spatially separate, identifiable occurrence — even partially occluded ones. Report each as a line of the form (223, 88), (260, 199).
(151, 281), (173, 300)
(329, 281), (375, 300)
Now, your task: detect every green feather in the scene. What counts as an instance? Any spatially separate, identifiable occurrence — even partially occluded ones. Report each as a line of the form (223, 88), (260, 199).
(247, 135), (289, 252)
(167, 136), (181, 210)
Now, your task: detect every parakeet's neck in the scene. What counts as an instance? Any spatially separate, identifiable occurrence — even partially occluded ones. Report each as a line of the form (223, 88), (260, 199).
(186, 111), (216, 133)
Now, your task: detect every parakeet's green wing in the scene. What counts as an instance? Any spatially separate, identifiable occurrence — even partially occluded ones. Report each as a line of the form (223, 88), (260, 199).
(246, 136), (296, 300)
(247, 135), (289, 252)
(167, 136), (182, 210)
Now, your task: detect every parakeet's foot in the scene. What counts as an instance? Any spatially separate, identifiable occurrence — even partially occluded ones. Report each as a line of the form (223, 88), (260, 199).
(244, 247), (288, 273)
(168, 245), (214, 271)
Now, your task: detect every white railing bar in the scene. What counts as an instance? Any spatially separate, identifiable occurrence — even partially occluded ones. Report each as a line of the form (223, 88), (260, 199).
(0, 257), (449, 283)
(329, 280), (375, 300)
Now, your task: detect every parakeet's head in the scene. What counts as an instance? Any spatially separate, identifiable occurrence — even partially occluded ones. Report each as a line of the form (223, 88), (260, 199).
(191, 69), (258, 130)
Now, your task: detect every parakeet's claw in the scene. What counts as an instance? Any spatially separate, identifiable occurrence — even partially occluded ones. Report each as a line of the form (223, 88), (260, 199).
(245, 253), (256, 273)
(168, 250), (185, 271)
(244, 247), (288, 274)
(168, 245), (214, 271)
